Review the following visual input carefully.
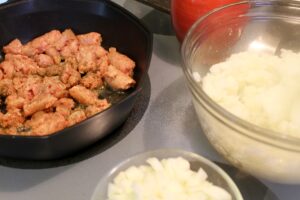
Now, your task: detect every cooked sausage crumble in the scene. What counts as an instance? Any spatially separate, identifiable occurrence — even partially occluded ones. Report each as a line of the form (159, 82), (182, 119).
(0, 29), (136, 136)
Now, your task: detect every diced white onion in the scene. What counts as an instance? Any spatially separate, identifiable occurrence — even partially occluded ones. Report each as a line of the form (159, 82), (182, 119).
(107, 157), (232, 200)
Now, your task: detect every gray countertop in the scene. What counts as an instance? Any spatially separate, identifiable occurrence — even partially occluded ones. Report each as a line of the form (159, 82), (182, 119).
(0, 0), (300, 200)
(135, 0), (170, 13)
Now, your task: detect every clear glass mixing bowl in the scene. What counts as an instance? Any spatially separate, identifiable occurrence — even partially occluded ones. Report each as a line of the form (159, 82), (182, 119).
(181, 0), (300, 184)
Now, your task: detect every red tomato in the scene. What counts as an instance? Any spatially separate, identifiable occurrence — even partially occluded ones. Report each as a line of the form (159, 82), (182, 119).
(171, 0), (244, 42)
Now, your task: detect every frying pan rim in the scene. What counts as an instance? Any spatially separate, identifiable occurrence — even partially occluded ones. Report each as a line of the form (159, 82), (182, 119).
(0, 0), (153, 140)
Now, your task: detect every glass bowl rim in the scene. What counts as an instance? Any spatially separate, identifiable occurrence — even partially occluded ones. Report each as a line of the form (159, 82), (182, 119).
(91, 148), (243, 200)
(181, 0), (300, 148)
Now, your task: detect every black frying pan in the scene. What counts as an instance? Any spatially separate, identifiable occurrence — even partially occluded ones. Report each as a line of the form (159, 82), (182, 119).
(0, 0), (152, 160)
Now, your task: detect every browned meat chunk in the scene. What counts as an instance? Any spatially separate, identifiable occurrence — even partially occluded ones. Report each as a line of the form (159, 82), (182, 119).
(69, 85), (109, 108)
(43, 76), (67, 98)
(34, 54), (54, 67)
(21, 44), (38, 57)
(38, 64), (63, 77)
(108, 47), (135, 76)
(67, 109), (86, 126)
(3, 39), (23, 55)
(0, 109), (25, 128)
(0, 61), (15, 79)
(80, 72), (103, 89)
(15, 76), (42, 101)
(0, 70), (3, 80)
(60, 63), (81, 87)
(6, 95), (25, 110)
(2, 127), (16, 135)
(29, 30), (62, 53)
(5, 54), (39, 75)
(55, 29), (77, 51)
(61, 39), (79, 58)
(85, 103), (110, 118)
(0, 79), (16, 96)
(42, 30), (62, 46)
(95, 46), (107, 58)
(104, 65), (135, 90)
(30, 37), (48, 54)
(96, 54), (109, 75)
(76, 45), (106, 74)
(26, 111), (67, 136)
(76, 45), (98, 73)
(23, 94), (57, 117)
(65, 57), (78, 69)
(45, 47), (61, 64)
(77, 32), (102, 46)
(19, 30), (63, 57)
(69, 85), (98, 105)
(54, 98), (75, 117)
